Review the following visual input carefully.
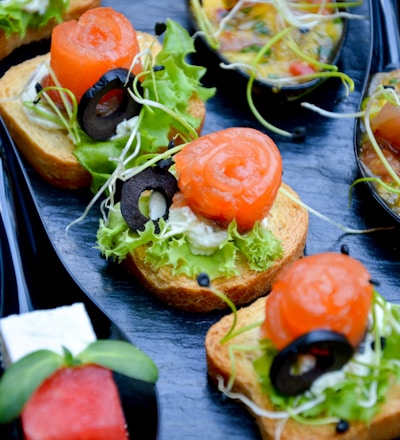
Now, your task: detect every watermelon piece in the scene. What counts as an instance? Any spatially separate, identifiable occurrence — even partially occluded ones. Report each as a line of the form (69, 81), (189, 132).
(21, 364), (129, 440)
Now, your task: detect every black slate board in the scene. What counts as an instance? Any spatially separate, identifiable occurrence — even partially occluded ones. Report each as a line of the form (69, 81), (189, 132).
(1, 1), (400, 439)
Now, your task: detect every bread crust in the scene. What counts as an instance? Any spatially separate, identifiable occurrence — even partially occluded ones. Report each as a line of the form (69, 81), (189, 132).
(0, 0), (101, 61)
(0, 32), (206, 189)
(205, 296), (400, 440)
(123, 183), (308, 312)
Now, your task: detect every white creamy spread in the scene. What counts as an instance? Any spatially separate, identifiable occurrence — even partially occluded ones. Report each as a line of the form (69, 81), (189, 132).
(0, 303), (97, 367)
(164, 206), (228, 255)
(21, 62), (140, 135)
(1, 0), (52, 15)
(21, 62), (64, 130)
(162, 205), (271, 255)
(149, 191), (167, 220)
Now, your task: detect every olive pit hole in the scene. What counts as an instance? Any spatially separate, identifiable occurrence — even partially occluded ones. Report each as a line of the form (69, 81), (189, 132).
(120, 167), (178, 232)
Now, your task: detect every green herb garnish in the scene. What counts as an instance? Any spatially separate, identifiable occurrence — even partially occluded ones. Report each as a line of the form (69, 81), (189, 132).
(0, 339), (158, 424)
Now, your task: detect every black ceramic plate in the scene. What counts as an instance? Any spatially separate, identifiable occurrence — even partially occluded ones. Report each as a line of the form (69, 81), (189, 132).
(354, 0), (400, 225)
(354, 122), (400, 225)
(186, 0), (348, 103)
(1, 2), (400, 440)
(0, 118), (159, 440)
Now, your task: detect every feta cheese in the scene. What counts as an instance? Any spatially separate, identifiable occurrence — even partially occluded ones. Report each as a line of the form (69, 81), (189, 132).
(0, 303), (97, 367)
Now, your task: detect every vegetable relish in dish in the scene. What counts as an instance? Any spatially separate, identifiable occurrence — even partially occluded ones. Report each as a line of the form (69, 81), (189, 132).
(194, 0), (346, 86)
(357, 69), (400, 217)
(189, 0), (361, 89)
(189, 0), (362, 138)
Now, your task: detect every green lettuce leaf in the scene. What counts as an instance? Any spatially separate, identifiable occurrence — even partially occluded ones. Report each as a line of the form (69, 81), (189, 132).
(0, 350), (64, 424)
(76, 340), (158, 383)
(0, 338), (159, 422)
(0, 0), (68, 37)
(96, 203), (283, 280)
(73, 19), (215, 193)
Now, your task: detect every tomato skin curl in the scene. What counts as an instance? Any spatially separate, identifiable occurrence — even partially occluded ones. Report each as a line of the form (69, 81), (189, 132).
(173, 127), (283, 231)
(50, 7), (142, 103)
(261, 253), (373, 350)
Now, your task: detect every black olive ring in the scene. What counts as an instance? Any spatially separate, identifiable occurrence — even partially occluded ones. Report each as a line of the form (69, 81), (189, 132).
(78, 68), (142, 141)
(120, 167), (178, 232)
(269, 330), (354, 396)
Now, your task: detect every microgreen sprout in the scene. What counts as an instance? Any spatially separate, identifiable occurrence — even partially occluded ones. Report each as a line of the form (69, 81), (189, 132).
(23, 61), (81, 144)
(196, 273), (238, 342)
(278, 185), (387, 234)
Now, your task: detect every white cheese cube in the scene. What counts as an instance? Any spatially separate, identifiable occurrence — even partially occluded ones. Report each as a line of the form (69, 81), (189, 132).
(0, 303), (97, 367)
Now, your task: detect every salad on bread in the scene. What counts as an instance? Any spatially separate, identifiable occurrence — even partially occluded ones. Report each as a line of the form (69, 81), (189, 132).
(0, 6), (215, 191)
(205, 250), (400, 439)
(97, 127), (309, 312)
(0, 0), (68, 38)
(0, 0), (101, 61)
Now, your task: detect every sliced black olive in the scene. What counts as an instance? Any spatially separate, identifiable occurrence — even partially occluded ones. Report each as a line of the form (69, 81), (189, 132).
(157, 157), (174, 172)
(153, 65), (165, 72)
(340, 243), (350, 255)
(291, 126), (306, 142)
(269, 330), (354, 396)
(369, 278), (380, 286)
(168, 139), (176, 149)
(336, 419), (350, 434)
(197, 273), (211, 287)
(120, 167), (178, 232)
(154, 21), (167, 36)
(78, 68), (142, 141)
(371, 336), (386, 351)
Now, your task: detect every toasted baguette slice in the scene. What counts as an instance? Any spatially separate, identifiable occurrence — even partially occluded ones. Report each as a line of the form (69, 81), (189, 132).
(0, 34), (206, 189)
(122, 183), (308, 312)
(0, 0), (100, 61)
(205, 296), (400, 440)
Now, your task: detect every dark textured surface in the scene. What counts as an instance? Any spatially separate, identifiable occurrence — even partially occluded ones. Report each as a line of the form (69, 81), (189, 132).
(1, 1), (400, 439)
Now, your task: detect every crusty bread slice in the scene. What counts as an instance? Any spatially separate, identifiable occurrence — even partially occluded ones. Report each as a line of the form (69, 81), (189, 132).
(0, 54), (92, 189)
(0, 0), (101, 61)
(0, 33), (206, 189)
(205, 296), (400, 440)
(122, 183), (308, 312)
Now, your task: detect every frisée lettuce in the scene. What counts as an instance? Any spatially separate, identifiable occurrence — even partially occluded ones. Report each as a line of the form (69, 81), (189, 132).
(96, 202), (283, 280)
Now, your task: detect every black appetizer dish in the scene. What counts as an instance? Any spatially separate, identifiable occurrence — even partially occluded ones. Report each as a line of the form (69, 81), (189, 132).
(186, 0), (350, 103)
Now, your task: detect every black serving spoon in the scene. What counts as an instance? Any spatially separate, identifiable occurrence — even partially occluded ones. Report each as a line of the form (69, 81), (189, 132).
(186, 0), (349, 104)
(354, 0), (400, 224)
(0, 117), (159, 440)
